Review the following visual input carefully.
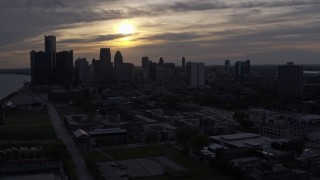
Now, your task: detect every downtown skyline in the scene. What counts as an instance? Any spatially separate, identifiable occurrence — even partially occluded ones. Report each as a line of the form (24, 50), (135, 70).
(1, 0), (320, 68)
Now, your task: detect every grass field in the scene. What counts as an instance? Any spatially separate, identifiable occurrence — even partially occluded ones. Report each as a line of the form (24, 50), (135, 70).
(0, 112), (56, 140)
(81, 151), (111, 162)
(100, 144), (235, 180)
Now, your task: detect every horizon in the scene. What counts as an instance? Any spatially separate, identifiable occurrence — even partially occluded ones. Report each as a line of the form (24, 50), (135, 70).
(1, 0), (320, 68)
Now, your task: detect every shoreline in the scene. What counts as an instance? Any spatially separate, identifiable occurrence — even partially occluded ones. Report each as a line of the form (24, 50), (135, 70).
(0, 74), (30, 104)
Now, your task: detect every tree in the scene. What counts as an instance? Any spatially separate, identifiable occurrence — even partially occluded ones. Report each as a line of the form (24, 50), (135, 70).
(233, 111), (249, 122)
(233, 111), (254, 127)
(176, 127), (199, 147)
(190, 134), (210, 151)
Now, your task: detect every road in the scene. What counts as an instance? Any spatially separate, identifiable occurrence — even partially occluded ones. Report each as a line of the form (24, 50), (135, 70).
(35, 94), (93, 180)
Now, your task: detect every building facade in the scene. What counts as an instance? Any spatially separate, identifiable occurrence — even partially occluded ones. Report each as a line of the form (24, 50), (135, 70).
(186, 62), (205, 88)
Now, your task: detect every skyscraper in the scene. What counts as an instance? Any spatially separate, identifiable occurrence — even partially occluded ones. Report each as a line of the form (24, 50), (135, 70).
(100, 48), (111, 63)
(235, 59), (250, 77)
(75, 58), (89, 83)
(142, 56), (150, 79)
(56, 50), (74, 86)
(186, 62), (205, 88)
(225, 60), (230, 72)
(45, 35), (57, 83)
(182, 57), (186, 71)
(278, 62), (303, 96)
(114, 50), (123, 68)
(30, 50), (49, 85)
(158, 57), (164, 67)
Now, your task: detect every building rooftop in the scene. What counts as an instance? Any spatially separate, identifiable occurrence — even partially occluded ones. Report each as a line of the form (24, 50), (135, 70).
(210, 133), (274, 148)
(134, 115), (158, 123)
(89, 128), (127, 136)
(73, 129), (89, 138)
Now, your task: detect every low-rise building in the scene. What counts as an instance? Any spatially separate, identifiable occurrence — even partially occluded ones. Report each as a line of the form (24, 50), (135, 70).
(89, 128), (127, 147)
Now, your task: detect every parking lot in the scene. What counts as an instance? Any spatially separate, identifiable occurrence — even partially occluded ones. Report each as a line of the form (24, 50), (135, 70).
(96, 156), (188, 179)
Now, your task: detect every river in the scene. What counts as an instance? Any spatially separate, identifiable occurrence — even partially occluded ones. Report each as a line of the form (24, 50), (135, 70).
(0, 74), (30, 100)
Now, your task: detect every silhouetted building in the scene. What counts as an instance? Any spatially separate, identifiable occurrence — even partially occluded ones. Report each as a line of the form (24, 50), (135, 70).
(278, 62), (303, 96)
(30, 51), (49, 85)
(149, 62), (157, 80)
(114, 63), (134, 81)
(94, 48), (113, 81)
(142, 56), (150, 79)
(163, 63), (175, 71)
(99, 48), (111, 63)
(225, 60), (230, 72)
(114, 50), (123, 68)
(56, 50), (74, 86)
(75, 58), (89, 83)
(186, 62), (205, 88)
(156, 67), (173, 82)
(45, 35), (57, 83)
(158, 57), (164, 67)
(235, 59), (250, 77)
(182, 57), (186, 71)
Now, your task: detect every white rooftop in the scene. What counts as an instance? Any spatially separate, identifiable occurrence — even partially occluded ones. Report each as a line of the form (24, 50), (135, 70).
(73, 129), (89, 138)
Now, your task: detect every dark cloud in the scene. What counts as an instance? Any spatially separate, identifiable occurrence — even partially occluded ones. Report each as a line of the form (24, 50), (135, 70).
(60, 34), (130, 44)
(26, 0), (66, 9)
(137, 32), (208, 42)
(168, 0), (320, 12)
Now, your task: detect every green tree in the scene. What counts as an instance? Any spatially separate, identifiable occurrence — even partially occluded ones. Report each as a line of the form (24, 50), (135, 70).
(190, 134), (210, 151)
(233, 111), (249, 122)
(176, 127), (199, 147)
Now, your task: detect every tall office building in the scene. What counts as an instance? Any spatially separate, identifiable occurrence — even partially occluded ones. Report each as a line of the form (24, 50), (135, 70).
(225, 60), (230, 72)
(182, 57), (186, 71)
(142, 56), (150, 79)
(278, 62), (303, 96)
(30, 51), (49, 85)
(114, 63), (134, 81)
(45, 35), (57, 83)
(100, 48), (111, 63)
(56, 50), (74, 86)
(235, 59), (250, 77)
(75, 58), (89, 83)
(158, 57), (164, 67)
(94, 48), (113, 81)
(114, 50), (123, 68)
(186, 62), (205, 88)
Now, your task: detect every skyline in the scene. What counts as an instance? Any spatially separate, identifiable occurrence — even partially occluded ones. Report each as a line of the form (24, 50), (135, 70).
(1, 0), (320, 68)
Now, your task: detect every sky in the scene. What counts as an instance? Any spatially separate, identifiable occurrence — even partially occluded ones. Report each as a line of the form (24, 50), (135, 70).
(0, 0), (320, 68)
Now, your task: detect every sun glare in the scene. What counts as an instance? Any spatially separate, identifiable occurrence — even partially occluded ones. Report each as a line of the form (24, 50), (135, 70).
(118, 23), (134, 35)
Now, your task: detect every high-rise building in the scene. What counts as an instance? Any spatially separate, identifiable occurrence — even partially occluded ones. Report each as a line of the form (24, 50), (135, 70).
(235, 59), (250, 77)
(94, 48), (113, 81)
(114, 50), (123, 68)
(100, 48), (111, 63)
(158, 57), (164, 67)
(114, 63), (134, 81)
(75, 58), (89, 83)
(45, 35), (57, 83)
(30, 51), (49, 85)
(142, 56), (150, 79)
(182, 57), (186, 71)
(186, 62), (205, 88)
(56, 50), (74, 86)
(149, 62), (157, 80)
(225, 60), (230, 72)
(278, 62), (303, 96)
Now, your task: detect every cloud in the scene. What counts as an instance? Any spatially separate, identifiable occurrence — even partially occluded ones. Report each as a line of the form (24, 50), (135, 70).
(60, 34), (130, 44)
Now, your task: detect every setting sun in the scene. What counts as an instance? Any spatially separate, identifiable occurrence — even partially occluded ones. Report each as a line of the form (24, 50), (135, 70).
(118, 23), (134, 35)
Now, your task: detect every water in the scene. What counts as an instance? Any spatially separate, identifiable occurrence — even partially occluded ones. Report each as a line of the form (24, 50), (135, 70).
(0, 74), (30, 100)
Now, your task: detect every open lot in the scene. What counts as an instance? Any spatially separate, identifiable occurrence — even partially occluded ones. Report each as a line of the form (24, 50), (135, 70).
(0, 112), (56, 140)
(99, 144), (234, 180)
(97, 156), (188, 180)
